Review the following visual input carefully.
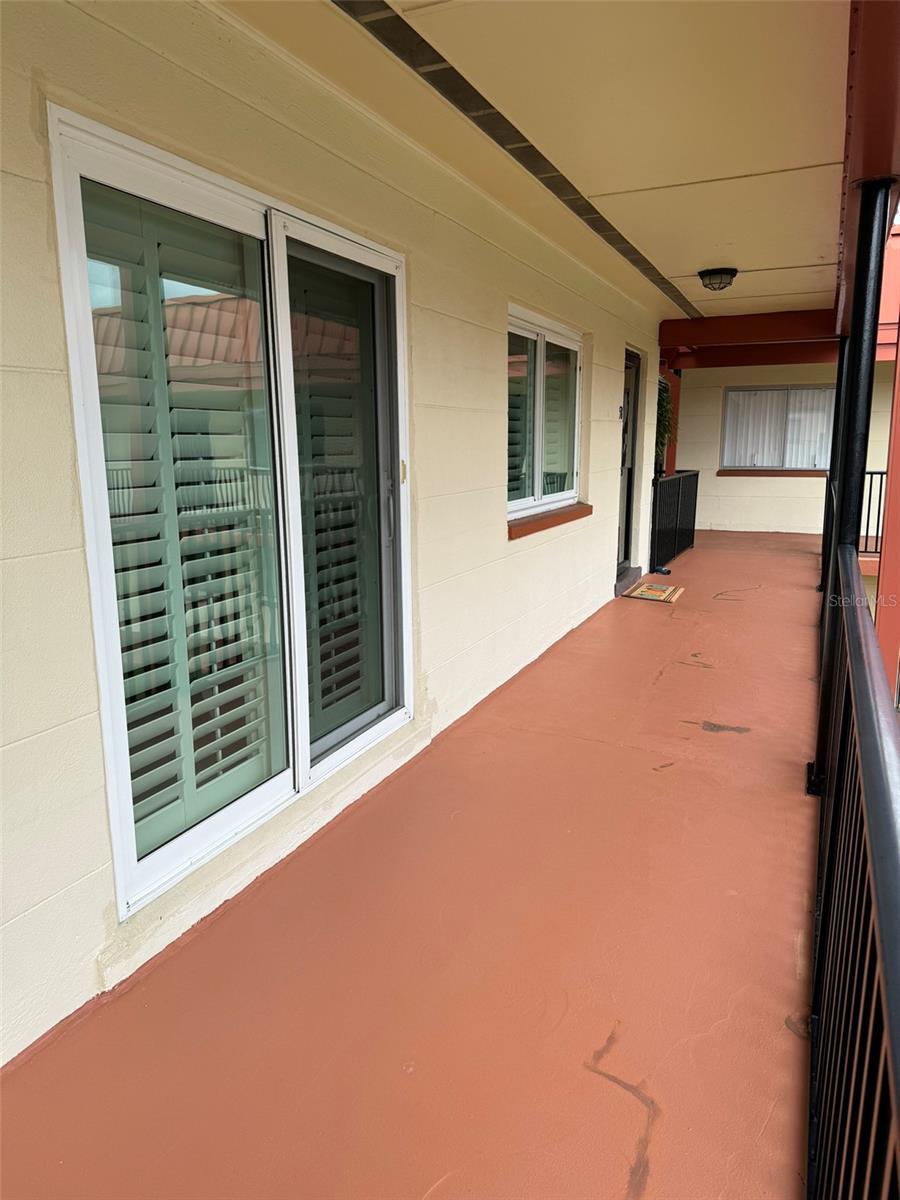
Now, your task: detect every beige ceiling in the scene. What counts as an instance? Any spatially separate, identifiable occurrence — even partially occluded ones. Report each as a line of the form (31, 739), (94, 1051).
(226, 0), (850, 319)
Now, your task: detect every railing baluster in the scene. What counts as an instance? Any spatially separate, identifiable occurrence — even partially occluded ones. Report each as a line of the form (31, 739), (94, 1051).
(807, 548), (900, 1199)
(878, 1128), (898, 1200)
(840, 930), (878, 1197)
(648, 469), (699, 571)
(828, 810), (870, 1195)
(818, 778), (863, 1187)
(861, 1048), (889, 1199)
(822, 811), (868, 1199)
(859, 470), (887, 555)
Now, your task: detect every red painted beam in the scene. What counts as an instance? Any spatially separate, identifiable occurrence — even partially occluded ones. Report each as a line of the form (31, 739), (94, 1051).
(658, 229), (897, 366)
(659, 308), (837, 353)
(664, 340), (840, 372)
(846, 2), (900, 185)
(836, 0), (900, 334)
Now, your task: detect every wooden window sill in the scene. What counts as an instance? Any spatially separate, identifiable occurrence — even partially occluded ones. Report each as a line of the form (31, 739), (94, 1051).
(507, 502), (593, 540)
(716, 469), (828, 478)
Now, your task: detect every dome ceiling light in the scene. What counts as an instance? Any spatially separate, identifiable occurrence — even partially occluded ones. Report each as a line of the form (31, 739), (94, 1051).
(698, 267), (739, 292)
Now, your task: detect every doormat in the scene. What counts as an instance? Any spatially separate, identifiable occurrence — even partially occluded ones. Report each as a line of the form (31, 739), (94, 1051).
(622, 580), (684, 604)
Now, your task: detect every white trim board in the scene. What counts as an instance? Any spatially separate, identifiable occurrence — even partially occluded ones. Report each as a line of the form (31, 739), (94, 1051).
(49, 103), (414, 918)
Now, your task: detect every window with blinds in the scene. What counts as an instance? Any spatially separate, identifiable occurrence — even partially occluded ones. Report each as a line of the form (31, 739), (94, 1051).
(542, 342), (578, 496)
(508, 332), (536, 502)
(722, 386), (835, 470)
(82, 180), (288, 859)
(507, 314), (581, 511)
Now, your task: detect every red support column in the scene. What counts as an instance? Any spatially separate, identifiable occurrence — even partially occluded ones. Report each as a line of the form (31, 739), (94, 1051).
(877, 226), (900, 358)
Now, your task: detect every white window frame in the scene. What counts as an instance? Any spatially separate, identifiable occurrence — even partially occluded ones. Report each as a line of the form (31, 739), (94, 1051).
(507, 303), (583, 516)
(48, 105), (413, 919)
(721, 385), (835, 470)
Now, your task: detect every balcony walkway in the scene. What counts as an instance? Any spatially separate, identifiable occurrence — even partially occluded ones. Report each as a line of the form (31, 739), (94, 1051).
(2, 531), (821, 1200)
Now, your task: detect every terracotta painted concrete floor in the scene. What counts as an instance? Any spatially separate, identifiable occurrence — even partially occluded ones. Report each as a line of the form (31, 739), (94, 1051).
(2, 532), (821, 1200)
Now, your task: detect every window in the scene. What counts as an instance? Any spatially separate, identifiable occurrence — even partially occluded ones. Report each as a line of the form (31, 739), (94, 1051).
(722, 386), (835, 470)
(507, 308), (581, 512)
(51, 106), (411, 914)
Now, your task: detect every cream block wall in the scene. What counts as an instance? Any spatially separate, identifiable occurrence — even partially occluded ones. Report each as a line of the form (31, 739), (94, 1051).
(676, 361), (894, 533)
(0, 1), (661, 1061)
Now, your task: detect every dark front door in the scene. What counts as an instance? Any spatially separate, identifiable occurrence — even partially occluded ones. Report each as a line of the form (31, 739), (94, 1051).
(618, 352), (641, 571)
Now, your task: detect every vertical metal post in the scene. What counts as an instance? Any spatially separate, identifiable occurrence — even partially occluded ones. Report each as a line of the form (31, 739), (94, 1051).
(819, 335), (849, 594)
(808, 178), (892, 796)
(837, 182), (892, 545)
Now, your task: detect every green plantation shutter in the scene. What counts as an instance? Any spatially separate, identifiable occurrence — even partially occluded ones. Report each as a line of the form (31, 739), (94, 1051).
(507, 332), (536, 501)
(542, 341), (577, 496)
(286, 251), (387, 749)
(82, 180), (287, 858)
(508, 328), (578, 504)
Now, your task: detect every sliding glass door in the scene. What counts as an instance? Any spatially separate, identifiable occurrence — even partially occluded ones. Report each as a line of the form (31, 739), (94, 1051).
(81, 180), (288, 859)
(284, 240), (400, 759)
(57, 107), (412, 906)
(80, 184), (401, 856)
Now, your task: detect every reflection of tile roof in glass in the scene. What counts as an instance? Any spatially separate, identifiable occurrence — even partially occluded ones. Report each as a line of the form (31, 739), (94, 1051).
(508, 353), (570, 379)
(91, 293), (361, 380)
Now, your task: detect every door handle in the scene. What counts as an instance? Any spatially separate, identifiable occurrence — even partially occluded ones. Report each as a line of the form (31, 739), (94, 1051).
(385, 476), (395, 545)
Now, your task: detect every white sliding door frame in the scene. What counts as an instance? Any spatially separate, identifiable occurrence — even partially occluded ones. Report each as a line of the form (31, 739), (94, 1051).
(49, 105), (413, 918)
(267, 211), (414, 793)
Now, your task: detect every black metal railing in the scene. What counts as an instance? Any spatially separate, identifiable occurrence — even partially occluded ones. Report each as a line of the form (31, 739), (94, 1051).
(861, 470), (888, 555)
(649, 470), (699, 571)
(819, 482), (838, 661)
(808, 545), (900, 1199)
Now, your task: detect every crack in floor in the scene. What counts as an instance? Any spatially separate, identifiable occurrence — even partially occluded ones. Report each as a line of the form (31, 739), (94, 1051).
(584, 1026), (660, 1200)
(681, 720), (751, 734)
(712, 585), (762, 601)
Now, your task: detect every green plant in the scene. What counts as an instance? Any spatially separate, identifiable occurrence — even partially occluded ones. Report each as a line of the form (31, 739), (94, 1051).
(655, 376), (673, 474)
